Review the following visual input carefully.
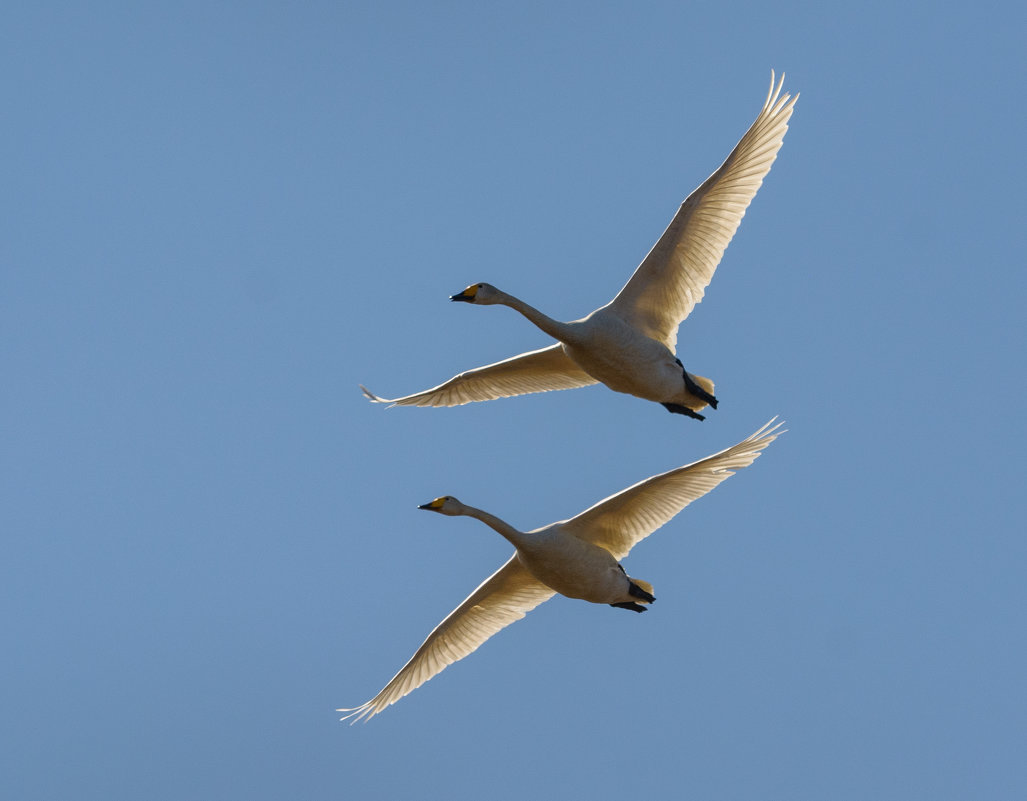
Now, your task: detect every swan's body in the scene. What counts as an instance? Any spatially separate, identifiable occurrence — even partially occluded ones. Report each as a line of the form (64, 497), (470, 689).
(432, 501), (653, 607)
(361, 73), (796, 419)
(338, 419), (782, 722)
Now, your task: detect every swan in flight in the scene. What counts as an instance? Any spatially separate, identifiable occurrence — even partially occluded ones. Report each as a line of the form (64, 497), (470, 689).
(338, 419), (783, 722)
(361, 73), (796, 420)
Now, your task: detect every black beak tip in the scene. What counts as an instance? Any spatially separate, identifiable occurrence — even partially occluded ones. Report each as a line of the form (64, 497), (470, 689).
(450, 293), (471, 303)
(417, 503), (432, 510)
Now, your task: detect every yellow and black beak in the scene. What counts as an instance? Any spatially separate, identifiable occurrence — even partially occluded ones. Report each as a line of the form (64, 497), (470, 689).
(418, 497), (446, 511)
(450, 285), (478, 303)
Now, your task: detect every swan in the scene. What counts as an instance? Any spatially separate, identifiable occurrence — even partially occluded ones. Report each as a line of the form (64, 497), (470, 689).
(361, 73), (796, 420)
(338, 419), (782, 722)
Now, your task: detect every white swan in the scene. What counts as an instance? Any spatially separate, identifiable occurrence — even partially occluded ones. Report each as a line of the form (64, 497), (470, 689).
(338, 419), (783, 722)
(361, 73), (796, 420)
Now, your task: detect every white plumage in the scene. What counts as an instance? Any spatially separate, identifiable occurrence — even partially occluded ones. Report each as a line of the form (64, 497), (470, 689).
(339, 419), (783, 722)
(362, 73), (796, 419)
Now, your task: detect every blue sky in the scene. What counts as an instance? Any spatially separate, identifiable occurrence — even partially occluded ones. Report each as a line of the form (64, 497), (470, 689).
(2, 1), (1025, 798)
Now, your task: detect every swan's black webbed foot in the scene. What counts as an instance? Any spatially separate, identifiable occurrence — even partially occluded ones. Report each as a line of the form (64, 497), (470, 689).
(628, 582), (656, 603)
(683, 373), (718, 408)
(610, 602), (647, 613)
(662, 402), (705, 421)
(674, 358), (719, 409)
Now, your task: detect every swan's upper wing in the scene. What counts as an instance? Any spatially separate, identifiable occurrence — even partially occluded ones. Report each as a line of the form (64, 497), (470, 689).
(360, 343), (597, 408)
(339, 555), (555, 722)
(607, 73), (797, 350)
(560, 419), (783, 560)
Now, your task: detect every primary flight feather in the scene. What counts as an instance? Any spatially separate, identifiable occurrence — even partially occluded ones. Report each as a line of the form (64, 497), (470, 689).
(361, 73), (796, 420)
(339, 419), (783, 722)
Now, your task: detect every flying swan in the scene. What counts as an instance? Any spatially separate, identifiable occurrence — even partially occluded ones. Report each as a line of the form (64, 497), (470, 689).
(338, 419), (783, 722)
(361, 74), (796, 420)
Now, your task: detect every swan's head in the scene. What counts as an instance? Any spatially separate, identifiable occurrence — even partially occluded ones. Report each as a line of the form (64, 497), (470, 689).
(450, 283), (501, 305)
(418, 495), (465, 516)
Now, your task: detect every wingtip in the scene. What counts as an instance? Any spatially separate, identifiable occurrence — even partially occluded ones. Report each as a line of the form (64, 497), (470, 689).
(359, 384), (388, 404)
(766, 70), (779, 106)
(752, 416), (787, 441)
(764, 70), (796, 115)
(337, 703), (376, 724)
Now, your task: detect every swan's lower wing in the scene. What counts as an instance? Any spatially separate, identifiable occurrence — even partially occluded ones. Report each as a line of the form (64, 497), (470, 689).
(560, 419), (783, 560)
(339, 555), (555, 722)
(360, 343), (597, 407)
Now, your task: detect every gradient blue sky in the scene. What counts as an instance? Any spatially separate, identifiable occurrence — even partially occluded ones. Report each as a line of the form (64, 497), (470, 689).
(3, 1), (1025, 799)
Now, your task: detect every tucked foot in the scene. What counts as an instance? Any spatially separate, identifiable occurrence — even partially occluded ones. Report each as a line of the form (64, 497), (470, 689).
(610, 602), (647, 613)
(662, 402), (705, 421)
(628, 581), (656, 604)
(683, 374), (718, 409)
(674, 358), (719, 409)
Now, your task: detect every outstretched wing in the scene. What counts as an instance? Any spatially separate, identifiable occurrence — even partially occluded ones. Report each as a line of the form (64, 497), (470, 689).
(607, 73), (797, 351)
(560, 419), (783, 560)
(360, 343), (597, 407)
(339, 555), (555, 722)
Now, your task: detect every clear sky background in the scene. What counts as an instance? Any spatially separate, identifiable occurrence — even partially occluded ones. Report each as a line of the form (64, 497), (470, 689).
(3, 1), (1025, 799)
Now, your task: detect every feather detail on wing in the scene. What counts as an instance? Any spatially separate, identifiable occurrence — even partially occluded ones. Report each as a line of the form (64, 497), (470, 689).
(338, 556), (555, 722)
(608, 73), (797, 350)
(360, 343), (597, 408)
(561, 419), (784, 560)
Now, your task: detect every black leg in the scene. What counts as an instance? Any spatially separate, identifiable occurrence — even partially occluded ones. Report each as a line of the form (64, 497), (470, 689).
(683, 373), (718, 409)
(662, 402), (705, 421)
(628, 582), (656, 603)
(675, 358), (718, 408)
(610, 602), (647, 613)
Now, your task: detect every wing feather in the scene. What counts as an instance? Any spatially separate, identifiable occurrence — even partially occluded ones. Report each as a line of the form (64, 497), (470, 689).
(608, 73), (797, 350)
(561, 419), (784, 560)
(360, 343), (597, 408)
(338, 556), (555, 722)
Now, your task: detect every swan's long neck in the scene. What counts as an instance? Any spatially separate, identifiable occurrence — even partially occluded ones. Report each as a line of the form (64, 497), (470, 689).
(496, 291), (573, 342)
(462, 505), (528, 550)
